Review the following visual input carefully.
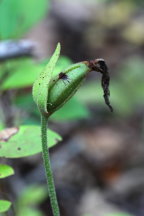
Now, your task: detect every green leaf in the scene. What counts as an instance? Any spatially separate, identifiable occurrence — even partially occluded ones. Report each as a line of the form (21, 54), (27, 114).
(0, 0), (19, 39)
(17, 184), (47, 206)
(32, 43), (61, 115)
(0, 164), (14, 178)
(1, 59), (43, 90)
(0, 0), (48, 39)
(16, 185), (47, 216)
(51, 97), (90, 121)
(17, 207), (44, 216)
(0, 125), (62, 158)
(0, 123), (4, 130)
(17, 0), (48, 37)
(14, 94), (39, 115)
(0, 200), (11, 213)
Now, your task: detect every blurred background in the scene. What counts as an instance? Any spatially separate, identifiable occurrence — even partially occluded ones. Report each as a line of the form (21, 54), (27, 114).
(0, 0), (144, 216)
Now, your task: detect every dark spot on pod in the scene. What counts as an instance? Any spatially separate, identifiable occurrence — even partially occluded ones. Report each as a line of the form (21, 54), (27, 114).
(17, 147), (21, 151)
(58, 72), (69, 81)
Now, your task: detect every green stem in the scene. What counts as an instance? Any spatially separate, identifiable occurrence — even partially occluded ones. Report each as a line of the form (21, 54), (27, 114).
(41, 115), (60, 216)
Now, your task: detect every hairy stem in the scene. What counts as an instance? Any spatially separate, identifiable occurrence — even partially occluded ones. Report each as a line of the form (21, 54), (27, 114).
(41, 115), (60, 216)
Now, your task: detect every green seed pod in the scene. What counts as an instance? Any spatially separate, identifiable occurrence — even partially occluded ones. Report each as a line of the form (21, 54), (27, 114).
(47, 58), (113, 115)
(47, 62), (90, 115)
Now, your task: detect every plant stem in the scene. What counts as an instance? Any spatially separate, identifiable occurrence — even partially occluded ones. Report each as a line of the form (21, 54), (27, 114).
(41, 115), (60, 216)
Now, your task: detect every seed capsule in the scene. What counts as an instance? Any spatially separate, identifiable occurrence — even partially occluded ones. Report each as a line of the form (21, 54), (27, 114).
(47, 63), (90, 115)
(47, 59), (113, 115)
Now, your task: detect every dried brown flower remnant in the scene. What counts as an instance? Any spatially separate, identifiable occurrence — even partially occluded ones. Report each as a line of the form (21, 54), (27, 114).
(88, 59), (113, 112)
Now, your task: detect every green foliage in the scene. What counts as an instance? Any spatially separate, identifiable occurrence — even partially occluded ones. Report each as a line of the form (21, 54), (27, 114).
(0, 125), (62, 158)
(0, 163), (14, 214)
(0, 200), (11, 213)
(0, 124), (4, 130)
(16, 184), (47, 216)
(1, 59), (43, 90)
(32, 43), (61, 115)
(0, 164), (14, 178)
(0, 0), (48, 39)
(51, 97), (90, 121)
(14, 93), (39, 117)
(17, 208), (44, 216)
(17, 184), (47, 206)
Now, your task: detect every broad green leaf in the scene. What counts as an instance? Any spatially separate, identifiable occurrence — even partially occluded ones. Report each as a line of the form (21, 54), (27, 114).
(14, 94), (39, 115)
(17, 207), (44, 216)
(0, 125), (62, 158)
(0, 164), (14, 178)
(51, 97), (90, 121)
(0, 200), (11, 213)
(17, 0), (48, 37)
(0, 0), (48, 39)
(17, 184), (47, 206)
(12, 93), (40, 125)
(32, 43), (61, 115)
(1, 59), (43, 90)
(0, 123), (4, 130)
(0, 0), (19, 39)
